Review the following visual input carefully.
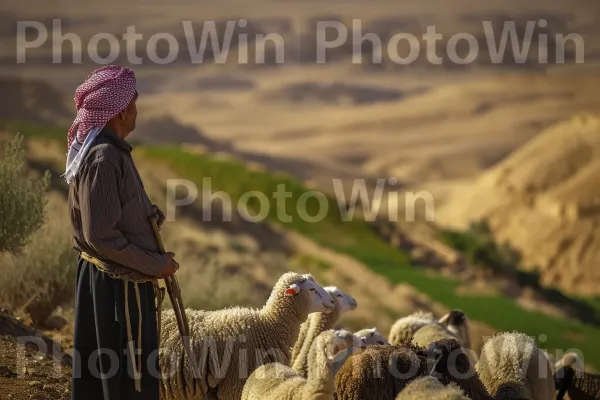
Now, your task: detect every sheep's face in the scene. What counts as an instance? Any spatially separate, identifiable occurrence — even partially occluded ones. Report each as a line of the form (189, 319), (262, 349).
(359, 328), (389, 346)
(344, 333), (368, 354)
(285, 277), (335, 314)
(324, 286), (358, 312)
(329, 329), (355, 357)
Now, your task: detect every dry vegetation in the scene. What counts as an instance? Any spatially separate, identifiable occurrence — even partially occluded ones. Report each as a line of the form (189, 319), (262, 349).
(0, 198), (77, 326)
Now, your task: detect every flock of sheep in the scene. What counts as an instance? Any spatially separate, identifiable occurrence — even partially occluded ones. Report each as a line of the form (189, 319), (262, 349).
(157, 271), (600, 400)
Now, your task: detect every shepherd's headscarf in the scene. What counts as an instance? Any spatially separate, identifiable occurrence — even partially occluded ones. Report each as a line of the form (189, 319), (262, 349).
(63, 65), (137, 184)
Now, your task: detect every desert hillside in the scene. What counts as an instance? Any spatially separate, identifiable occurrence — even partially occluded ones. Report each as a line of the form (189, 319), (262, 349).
(436, 114), (600, 296)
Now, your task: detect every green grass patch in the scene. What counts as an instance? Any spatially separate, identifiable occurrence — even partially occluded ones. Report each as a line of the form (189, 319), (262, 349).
(440, 222), (600, 326)
(141, 145), (410, 266)
(140, 144), (600, 369)
(0, 120), (65, 142)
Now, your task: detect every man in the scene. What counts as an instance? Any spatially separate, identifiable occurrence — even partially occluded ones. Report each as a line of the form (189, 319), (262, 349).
(66, 65), (179, 400)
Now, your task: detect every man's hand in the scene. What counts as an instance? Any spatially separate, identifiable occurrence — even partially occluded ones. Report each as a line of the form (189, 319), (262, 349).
(160, 251), (179, 278)
(153, 204), (165, 230)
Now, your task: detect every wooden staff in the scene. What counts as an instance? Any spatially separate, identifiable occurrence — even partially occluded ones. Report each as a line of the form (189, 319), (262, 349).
(149, 216), (208, 397)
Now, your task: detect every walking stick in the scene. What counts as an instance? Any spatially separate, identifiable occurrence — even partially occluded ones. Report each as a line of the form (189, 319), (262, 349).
(149, 216), (209, 398)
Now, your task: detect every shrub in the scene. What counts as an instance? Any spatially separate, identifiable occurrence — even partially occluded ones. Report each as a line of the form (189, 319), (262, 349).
(440, 221), (525, 277)
(0, 217), (78, 325)
(0, 133), (50, 252)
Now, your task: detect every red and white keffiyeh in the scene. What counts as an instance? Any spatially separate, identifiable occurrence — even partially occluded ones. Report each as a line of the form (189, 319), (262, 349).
(64, 65), (137, 184)
(67, 64), (137, 150)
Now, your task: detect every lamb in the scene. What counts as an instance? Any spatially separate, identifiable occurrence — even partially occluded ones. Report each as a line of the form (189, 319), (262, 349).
(329, 328), (388, 378)
(554, 352), (600, 400)
(388, 310), (437, 345)
(290, 287), (357, 377)
(241, 329), (355, 400)
(395, 376), (470, 400)
(355, 328), (388, 346)
(159, 272), (336, 400)
(291, 286), (356, 363)
(476, 332), (555, 400)
(335, 343), (430, 400)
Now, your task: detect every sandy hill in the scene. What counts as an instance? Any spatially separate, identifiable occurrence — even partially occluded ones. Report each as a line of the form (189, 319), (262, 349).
(437, 114), (600, 296)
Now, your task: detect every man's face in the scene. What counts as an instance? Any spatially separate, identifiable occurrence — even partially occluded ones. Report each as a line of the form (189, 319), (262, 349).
(124, 97), (137, 133)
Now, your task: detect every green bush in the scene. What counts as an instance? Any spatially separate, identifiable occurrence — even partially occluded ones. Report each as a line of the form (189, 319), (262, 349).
(440, 221), (524, 277)
(0, 133), (50, 252)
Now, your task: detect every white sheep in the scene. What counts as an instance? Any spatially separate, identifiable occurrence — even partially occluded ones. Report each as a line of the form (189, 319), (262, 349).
(354, 327), (388, 346)
(329, 328), (387, 378)
(395, 376), (470, 400)
(476, 332), (555, 400)
(388, 310), (437, 345)
(290, 286), (357, 378)
(241, 329), (355, 400)
(159, 272), (335, 400)
(554, 351), (600, 400)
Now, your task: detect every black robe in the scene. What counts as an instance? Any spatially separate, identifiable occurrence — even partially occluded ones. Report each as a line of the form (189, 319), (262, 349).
(71, 256), (159, 400)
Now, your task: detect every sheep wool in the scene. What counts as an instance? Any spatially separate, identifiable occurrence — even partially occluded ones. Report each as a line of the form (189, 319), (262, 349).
(291, 287), (357, 378)
(159, 272), (335, 400)
(476, 332), (555, 400)
(423, 338), (491, 400)
(388, 311), (437, 345)
(411, 323), (459, 348)
(241, 329), (355, 400)
(395, 376), (470, 400)
(335, 344), (429, 400)
(554, 352), (600, 400)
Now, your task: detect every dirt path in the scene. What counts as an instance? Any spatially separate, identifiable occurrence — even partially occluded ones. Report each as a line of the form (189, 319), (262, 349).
(0, 312), (71, 400)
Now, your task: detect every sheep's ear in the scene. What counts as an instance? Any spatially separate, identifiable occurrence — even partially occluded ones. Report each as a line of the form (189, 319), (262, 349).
(285, 284), (300, 296)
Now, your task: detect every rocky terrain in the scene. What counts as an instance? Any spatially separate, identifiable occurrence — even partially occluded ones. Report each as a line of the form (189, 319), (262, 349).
(436, 115), (600, 296)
